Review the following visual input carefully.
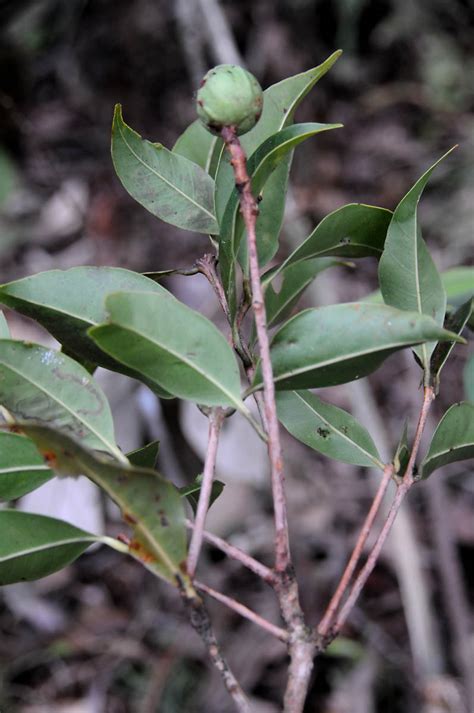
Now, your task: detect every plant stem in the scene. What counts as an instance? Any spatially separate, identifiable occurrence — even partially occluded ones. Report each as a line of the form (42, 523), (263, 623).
(195, 579), (289, 642)
(330, 386), (435, 638)
(317, 463), (394, 640)
(221, 126), (290, 574)
(187, 407), (225, 578)
(186, 519), (275, 584)
(221, 125), (314, 713)
(184, 593), (252, 712)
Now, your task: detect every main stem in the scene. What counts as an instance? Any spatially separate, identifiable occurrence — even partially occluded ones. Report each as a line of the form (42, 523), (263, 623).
(221, 126), (315, 713)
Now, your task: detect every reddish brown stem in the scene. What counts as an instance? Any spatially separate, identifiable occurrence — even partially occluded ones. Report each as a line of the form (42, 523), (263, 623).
(186, 519), (275, 584)
(330, 386), (435, 638)
(187, 408), (225, 578)
(317, 463), (394, 640)
(221, 125), (314, 713)
(221, 125), (290, 574)
(195, 580), (289, 642)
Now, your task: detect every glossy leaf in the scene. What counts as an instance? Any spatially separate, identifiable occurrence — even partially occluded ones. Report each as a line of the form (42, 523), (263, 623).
(0, 311), (9, 338)
(0, 431), (53, 500)
(379, 150), (455, 370)
(276, 390), (383, 468)
(89, 291), (247, 412)
(180, 474), (225, 514)
(0, 340), (123, 460)
(430, 298), (472, 386)
(172, 120), (223, 177)
(278, 204), (392, 274)
(263, 257), (345, 330)
(214, 51), (342, 222)
(220, 122), (341, 316)
(127, 440), (160, 470)
(112, 105), (218, 234)
(421, 402), (474, 478)
(0, 510), (97, 585)
(0, 267), (173, 397)
(13, 423), (189, 586)
(252, 303), (462, 391)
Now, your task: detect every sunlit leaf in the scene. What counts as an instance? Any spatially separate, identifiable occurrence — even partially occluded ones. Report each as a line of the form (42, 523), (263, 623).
(421, 402), (474, 478)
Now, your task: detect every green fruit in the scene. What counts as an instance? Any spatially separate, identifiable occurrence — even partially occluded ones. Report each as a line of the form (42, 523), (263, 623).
(196, 65), (263, 136)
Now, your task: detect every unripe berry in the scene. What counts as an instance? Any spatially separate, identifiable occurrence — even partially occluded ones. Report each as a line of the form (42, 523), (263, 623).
(196, 65), (263, 136)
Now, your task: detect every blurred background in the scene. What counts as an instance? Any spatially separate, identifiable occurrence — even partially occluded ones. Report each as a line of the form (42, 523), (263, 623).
(0, 1), (473, 711)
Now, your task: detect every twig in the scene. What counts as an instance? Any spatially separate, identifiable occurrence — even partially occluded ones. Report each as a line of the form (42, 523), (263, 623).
(317, 463), (394, 640)
(195, 580), (289, 642)
(186, 519), (275, 584)
(195, 254), (231, 322)
(187, 408), (225, 578)
(184, 594), (252, 712)
(221, 126), (290, 574)
(221, 125), (314, 713)
(331, 386), (435, 638)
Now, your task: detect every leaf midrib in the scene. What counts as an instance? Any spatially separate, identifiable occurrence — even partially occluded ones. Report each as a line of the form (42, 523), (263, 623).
(0, 537), (97, 562)
(256, 335), (439, 388)
(0, 464), (50, 475)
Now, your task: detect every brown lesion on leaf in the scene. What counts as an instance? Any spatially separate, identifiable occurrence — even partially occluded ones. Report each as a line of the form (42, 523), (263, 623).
(129, 539), (156, 564)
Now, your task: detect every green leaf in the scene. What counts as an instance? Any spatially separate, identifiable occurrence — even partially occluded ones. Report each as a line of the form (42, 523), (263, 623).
(252, 303), (462, 392)
(0, 431), (53, 500)
(279, 204), (393, 273)
(220, 122), (341, 316)
(379, 150), (456, 371)
(127, 440), (160, 470)
(89, 291), (247, 412)
(430, 298), (473, 386)
(0, 510), (97, 585)
(464, 354), (474, 402)
(276, 390), (383, 468)
(0, 340), (123, 460)
(0, 267), (173, 398)
(214, 51), (342, 222)
(0, 311), (9, 338)
(442, 267), (474, 305)
(112, 105), (218, 234)
(421, 402), (474, 478)
(172, 120), (223, 177)
(252, 157), (292, 267)
(393, 420), (410, 476)
(180, 474), (225, 514)
(263, 257), (346, 330)
(12, 423), (189, 586)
